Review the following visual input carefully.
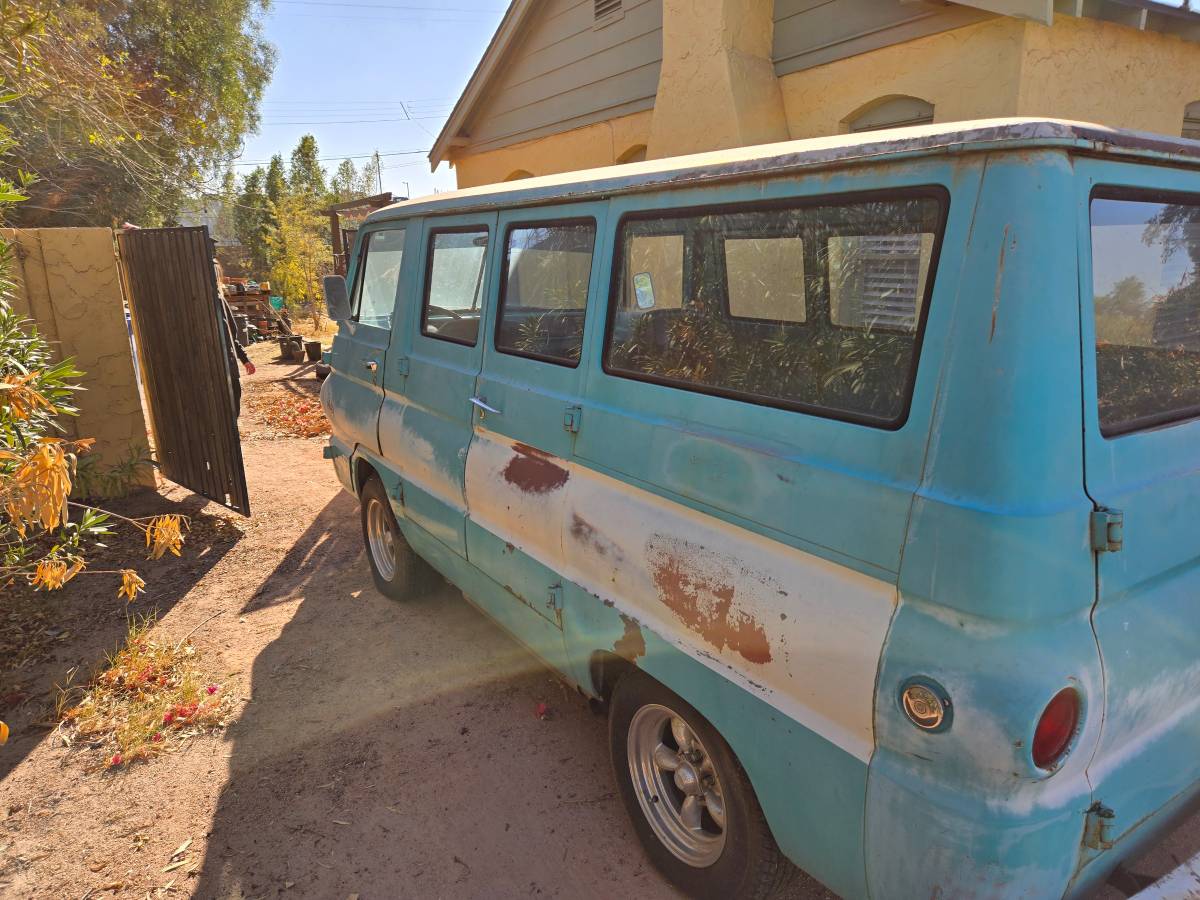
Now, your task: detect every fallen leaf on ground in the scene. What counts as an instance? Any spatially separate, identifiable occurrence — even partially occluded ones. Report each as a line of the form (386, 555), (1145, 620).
(169, 838), (191, 859)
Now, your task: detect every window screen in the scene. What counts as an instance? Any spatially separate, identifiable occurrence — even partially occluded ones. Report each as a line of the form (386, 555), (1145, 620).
(421, 228), (489, 345)
(1091, 193), (1200, 435)
(496, 221), (595, 365)
(354, 228), (405, 329)
(605, 194), (944, 426)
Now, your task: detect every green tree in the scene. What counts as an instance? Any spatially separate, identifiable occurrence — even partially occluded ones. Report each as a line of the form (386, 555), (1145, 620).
(288, 134), (326, 200)
(267, 193), (332, 328)
(360, 151), (382, 196)
(1, 0), (275, 227)
(264, 154), (287, 208)
(234, 167), (271, 274)
(330, 158), (360, 203)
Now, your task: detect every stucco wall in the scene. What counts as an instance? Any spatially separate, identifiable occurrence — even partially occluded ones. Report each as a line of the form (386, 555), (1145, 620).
(452, 109), (654, 188)
(1016, 15), (1200, 134)
(779, 16), (1027, 138)
(450, 11), (1200, 189)
(4, 227), (153, 492)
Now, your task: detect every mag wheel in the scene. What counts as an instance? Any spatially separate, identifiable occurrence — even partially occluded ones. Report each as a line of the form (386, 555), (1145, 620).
(609, 668), (797, 899)
(359, 475), (438, 600)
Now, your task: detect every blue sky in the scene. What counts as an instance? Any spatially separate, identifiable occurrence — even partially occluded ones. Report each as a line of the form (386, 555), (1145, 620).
(231, 0), (509, 199)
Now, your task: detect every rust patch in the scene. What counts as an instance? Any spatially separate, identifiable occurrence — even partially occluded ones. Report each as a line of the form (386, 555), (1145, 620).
(502, 442), (569, 494)
(646, 539), (772, 665)
(568, 513), (624, 561)
(989, 224), (1011, 344)
(613, 614), (646, 662)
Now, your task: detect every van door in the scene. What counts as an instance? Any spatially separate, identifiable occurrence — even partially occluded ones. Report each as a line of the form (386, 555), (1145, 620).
(386, 212), (496, 556)
(323, 227), (405, 455)
(464, 206), (605, 672)
(1077, 162), (1200, 856)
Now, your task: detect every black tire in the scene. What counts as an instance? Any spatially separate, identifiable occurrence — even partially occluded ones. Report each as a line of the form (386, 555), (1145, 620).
(609, 668), (797, 899)
(358, 475), (439, 600)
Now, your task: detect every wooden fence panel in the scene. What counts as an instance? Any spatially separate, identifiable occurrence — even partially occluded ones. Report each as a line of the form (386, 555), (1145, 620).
(116, 227), (250, 515)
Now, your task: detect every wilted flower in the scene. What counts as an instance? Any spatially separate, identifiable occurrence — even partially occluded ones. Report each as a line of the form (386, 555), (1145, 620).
(144, 515), (185, 560)
(30, 558), (83, 591)
(0, 372), (56, 421)
(117, 569), (145, 602)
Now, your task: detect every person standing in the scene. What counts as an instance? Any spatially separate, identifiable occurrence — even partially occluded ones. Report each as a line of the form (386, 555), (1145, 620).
(213, 258), (255, 417)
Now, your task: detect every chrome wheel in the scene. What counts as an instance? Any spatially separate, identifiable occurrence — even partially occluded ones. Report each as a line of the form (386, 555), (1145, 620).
(365, 496), (396, 582)
(627, 703), (728, 868)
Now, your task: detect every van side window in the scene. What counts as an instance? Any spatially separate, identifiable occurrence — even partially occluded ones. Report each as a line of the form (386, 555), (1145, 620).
(1090, 192), (1200, 435)
(421, 228), (489, 345)
(604, 194), (945, 426)
(354, 228), (405, 329)
(496, 221), (596, 366)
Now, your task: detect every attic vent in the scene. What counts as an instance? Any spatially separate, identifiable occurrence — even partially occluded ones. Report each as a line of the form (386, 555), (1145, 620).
(594, 0), (621, 21)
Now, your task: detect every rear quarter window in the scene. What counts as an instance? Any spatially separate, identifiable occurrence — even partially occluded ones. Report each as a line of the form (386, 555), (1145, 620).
(1091, 192), (1200, 436)
(603, 191), (946, 427)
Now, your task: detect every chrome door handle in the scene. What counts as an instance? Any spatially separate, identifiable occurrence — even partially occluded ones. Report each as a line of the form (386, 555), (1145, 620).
(469, 396), (501, 416)
(364, 359), (378, 372)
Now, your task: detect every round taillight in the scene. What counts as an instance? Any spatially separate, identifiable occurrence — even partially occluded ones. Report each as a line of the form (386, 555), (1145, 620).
(1032, 687), (1080, 770)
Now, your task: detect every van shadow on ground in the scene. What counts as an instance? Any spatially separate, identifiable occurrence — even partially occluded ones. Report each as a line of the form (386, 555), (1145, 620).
(0, 491), (243, 781)
(192, 493), (677, 900)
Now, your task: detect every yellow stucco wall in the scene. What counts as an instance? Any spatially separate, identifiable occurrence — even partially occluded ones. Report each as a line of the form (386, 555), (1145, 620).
(450, 13), (1200, 190)
(779, 17), (1027, 138)
(1016, 16), (1200, 134)
(779, 14), (1200, 139)
(4, 227), (154, 492)
(451, 110), (654, 188)
(647, 0), (788, 157)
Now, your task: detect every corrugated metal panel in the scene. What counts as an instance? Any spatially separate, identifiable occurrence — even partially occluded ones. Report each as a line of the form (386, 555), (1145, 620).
(462, 0), (662, 153)
(772, 0), (992, 77)
(116, 226), (250, 515)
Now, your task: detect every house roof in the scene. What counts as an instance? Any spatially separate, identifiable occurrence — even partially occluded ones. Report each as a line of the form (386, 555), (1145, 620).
(428, 0), (535, 171)
(388, 118), (1200, 224)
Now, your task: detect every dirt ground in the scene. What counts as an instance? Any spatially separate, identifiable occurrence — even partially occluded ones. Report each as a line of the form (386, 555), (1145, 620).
(1, 340), (1197, 899)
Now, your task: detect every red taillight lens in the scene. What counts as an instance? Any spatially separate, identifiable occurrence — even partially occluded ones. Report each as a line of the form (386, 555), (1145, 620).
(1032, 687), (1080, 770)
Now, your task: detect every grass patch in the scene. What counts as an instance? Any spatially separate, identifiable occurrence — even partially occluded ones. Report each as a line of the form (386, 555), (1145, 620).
(56, 617), (230, 770)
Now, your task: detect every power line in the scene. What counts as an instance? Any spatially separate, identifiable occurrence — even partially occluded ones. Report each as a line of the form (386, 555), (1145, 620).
(230, 148), (431, 168)
(274, 0), (505, 11)
(257, 115), (449, 125)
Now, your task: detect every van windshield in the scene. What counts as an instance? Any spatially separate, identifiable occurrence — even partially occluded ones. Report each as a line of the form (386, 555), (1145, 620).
(1091, 193), (1200, 436)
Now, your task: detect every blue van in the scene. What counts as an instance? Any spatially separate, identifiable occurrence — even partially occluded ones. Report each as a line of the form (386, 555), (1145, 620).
(319, 119), (1200, 899)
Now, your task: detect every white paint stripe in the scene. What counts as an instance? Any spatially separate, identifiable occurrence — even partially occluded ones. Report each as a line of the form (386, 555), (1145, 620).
(465, 429), (897, 763)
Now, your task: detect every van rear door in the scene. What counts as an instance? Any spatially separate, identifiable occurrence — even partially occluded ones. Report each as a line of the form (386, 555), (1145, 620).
(1077, 161), (1200, 862)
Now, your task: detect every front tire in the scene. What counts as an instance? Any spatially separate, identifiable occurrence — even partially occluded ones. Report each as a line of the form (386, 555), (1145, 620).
(359, 475), (438, 600)
(609, 668), (796, 899)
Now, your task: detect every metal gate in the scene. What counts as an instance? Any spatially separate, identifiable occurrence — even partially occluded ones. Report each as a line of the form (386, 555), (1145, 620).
(117, 226), (250, 515)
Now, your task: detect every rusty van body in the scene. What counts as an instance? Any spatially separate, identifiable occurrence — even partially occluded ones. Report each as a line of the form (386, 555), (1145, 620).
(320, 119), (1200, 898)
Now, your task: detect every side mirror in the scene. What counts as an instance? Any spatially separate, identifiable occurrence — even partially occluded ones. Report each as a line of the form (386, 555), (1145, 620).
(323, 275), (351, 321)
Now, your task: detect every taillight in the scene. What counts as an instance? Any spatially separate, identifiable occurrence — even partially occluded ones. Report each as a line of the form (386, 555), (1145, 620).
(1032, 687), (1080, 770)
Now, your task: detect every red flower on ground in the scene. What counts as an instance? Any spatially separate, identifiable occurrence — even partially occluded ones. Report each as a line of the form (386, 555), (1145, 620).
(109, 753), (122, 767)
(206, 684), (219, 695)
(163, 712), (175, 724)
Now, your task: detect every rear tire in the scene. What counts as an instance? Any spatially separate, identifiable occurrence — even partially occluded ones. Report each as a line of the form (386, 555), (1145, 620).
(359, 475), (439, 600)
(609, 668), (796, 899)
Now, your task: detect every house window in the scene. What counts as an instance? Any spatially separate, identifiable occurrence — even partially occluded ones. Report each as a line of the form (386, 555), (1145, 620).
(616, 145), (647, 165)
(845, 96), (935, 134)
(1184, 101), (1200, 141)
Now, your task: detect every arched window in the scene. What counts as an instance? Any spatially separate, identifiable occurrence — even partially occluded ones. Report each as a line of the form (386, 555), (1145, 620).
(844, 96), (935, 134)
(504, 169), (534, 181)
(1184, 101), (1200, 141)
(616, 144), (647, 164)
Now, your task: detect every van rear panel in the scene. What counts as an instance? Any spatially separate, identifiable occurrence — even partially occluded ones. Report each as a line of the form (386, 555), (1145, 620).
(1073, 162), (1200, 888)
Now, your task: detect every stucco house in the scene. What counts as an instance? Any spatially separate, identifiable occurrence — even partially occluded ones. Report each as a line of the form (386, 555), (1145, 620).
(430, 0), (1200, 188)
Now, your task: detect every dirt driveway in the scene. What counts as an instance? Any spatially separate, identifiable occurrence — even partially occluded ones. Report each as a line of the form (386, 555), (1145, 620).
(0, 344), (693, 899)
(1, 342), (1195, 899)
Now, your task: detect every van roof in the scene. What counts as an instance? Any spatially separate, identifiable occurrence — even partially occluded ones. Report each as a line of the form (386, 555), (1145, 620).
(368, 118), (1200, 224)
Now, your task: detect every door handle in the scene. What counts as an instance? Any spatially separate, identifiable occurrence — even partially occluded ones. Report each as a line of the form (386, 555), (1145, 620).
(469, 396), (501, 416)
(364, 359), (378, 372)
